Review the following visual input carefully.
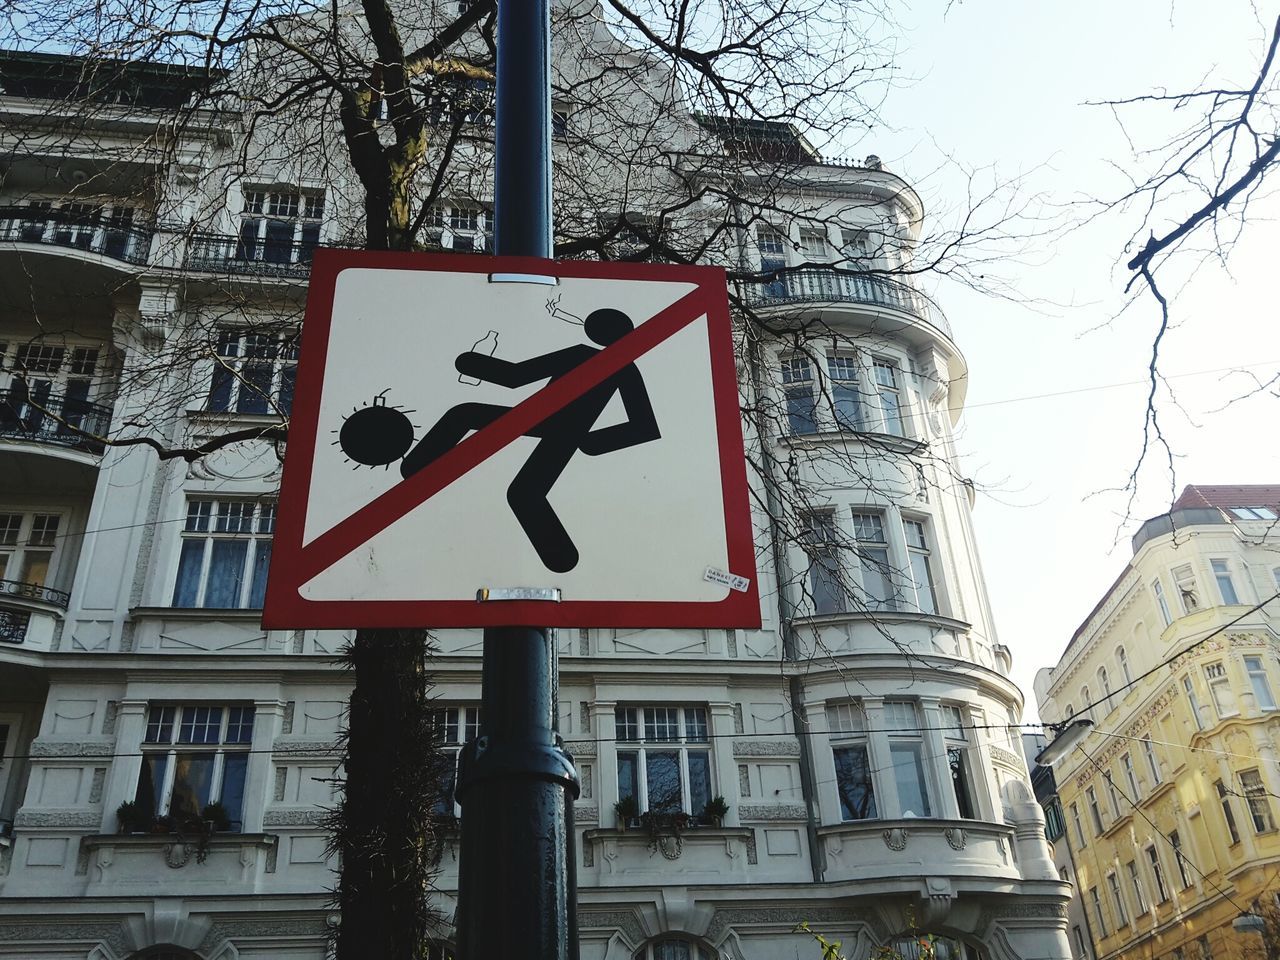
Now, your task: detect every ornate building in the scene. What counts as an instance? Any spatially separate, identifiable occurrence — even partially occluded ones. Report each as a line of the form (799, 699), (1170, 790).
(0, 5), (1069, 957)
(1034, 485), (1280, 960)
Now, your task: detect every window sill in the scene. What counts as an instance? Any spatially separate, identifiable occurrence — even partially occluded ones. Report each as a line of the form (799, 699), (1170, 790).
(132, 606), (265, 622)
(780, 429), (926, 455)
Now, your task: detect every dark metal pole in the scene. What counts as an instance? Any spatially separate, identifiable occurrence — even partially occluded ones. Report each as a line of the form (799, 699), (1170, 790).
(454, 0), (579, 956)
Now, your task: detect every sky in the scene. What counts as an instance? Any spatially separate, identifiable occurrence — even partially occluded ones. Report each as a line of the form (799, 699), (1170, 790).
(856, 2), (1280, 721)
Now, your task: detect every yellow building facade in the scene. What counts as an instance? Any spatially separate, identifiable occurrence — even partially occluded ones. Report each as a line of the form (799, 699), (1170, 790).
(1035, 485), (1280, 960)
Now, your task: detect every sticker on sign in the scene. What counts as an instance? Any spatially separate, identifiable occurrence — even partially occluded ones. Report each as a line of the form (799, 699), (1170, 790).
(263, 250), (760, 630)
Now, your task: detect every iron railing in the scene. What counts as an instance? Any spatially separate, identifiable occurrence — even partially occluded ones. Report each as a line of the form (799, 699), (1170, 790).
(0, 608), (29, 644)
(0, 206), (153, 265)
(185, 232), (317, 278)
(0, 387), (112, 454)
(747, 269), (953, 341)
(0, 579), (70, 609)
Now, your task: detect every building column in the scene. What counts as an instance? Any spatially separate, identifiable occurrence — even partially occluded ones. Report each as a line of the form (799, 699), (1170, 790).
(708, 701), (739, 825)
(920, 698), (958, 819)
(863, 698), (900, 817)
(591, 700), (618, 827)
(963, 701), (1001, 821)
(99, 698), (148, 829)
(241, 699), (285, 833)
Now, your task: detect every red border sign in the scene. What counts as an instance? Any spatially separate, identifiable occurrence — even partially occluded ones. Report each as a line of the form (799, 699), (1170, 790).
(263, 249), (760, 630)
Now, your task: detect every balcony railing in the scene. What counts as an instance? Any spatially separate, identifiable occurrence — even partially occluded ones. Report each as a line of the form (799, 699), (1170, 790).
(0, 388), (112, 454)
(1, 579), (69, 608)
(0, 206), (153, 265)
(0, 607), (30, 643)
(185, 232), (317, 278)
(747, 269), (953, 340)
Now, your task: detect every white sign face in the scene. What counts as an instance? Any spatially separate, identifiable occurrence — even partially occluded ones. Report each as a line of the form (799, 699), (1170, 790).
(265, 251), (759, 629)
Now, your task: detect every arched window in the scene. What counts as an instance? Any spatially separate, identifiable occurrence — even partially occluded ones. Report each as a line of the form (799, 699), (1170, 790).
(1117, 645), (1132, 684)
(633, 938), (716, 960)
(1081, 686), (1091, 719)
(1065, 703), (1075, 719)
(1098, 666), (1111, 700)
(129, 949), (201, 960)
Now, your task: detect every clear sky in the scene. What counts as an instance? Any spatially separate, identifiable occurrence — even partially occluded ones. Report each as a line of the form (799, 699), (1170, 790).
(858, 1), (1280, 721)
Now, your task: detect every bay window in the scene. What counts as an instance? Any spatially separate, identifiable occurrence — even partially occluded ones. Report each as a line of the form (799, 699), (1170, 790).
(1244, 655), (1276, 711)
(942, 703), (976, 818)
(615, 706), (712, 818)
(429, 203), (492, 253)
(1152, 578), (1173, 626)
(872, 359), (905, 436)
(134, 704), (254, 831)
(851, 511), (894, 610)
(1172, 563), (1199, 614)
(827, 701), (877, 820)
(1204, 662), (1237, 719)
(0, 511), (62, 590)
(1240, 768), (1276, 833)
(801, 512), (844, 615)
(780, 354), (817, 434)
(827, 354), (864, 430)
(173, 499), (275, 609)
(206, 328), (298, 416)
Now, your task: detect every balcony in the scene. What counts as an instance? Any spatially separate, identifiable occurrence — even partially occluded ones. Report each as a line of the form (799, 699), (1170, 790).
(0, 206), (152, 265)
(0, 581), (68, 649)
(0, 389), (112, 455)
(747, 269), (953, 341)
(185, 232), (316, 279)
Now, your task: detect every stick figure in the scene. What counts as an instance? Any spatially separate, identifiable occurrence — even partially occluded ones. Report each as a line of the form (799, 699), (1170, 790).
(400, 308), (660, 573)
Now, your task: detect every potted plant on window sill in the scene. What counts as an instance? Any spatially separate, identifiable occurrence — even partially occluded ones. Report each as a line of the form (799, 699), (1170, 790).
(613, 795), (638, 832)
(115, 801), (149, 835)
(702, 796), (729, 828)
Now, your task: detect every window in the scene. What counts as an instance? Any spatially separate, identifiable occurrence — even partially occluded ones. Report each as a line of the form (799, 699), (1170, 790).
(551, 108), (569, 138)
(828, 702), (877, 821)
(840, 227), (873, 262)
(1086, 785), (1104, 835)
(1107, 872), (1129, 927)
(1121, 753), (1140, 800)
(1146, 845), (1169, 902)
(1245, 656), (1276, 711)
(1097, 667), (1111, 703)
(1127, 859), (1149, 915)
(206, 329), (298, 416)
(424, 76), (495, 127)
(1204, 662), (1237, 719)
(431, 706), (479, 817)
(851, 511), (894, 610)
(1215, 779), (1241, 844)
(904, 519), (939, 615)
(801, 512), (844, 615)
(1230, 506), (1277, 520)
(428, 203), (492, 253)
(632, 939), (715, 960)
(172, 500), (275, 609)
(1172, 563), (1199, 614)
(0, 511), (62, 589)
(1043, 798), (1065, 841)
(757, 227), (788, 298)
(615, 706), (712, 817)
(1118, 646), (1132, 684)
(885, 700), (931, 817)
(1183, 676), (1205, 730)
(827, 354), (864, 430)
(0, 339), (106, 433)
(1080, 686), (1092, 722)
(1104, 772), (1123, 820)
(1169, 829), (1191, 888)
(797, 226), (829, 262)
(942, 703), (976, 819)
(1240, 769), (1276, 833)
(1152, 578), (1173, 626)
(134, 703), (254, 831)
(872, 359), (906, 436)
(1197, 935), (1211, 959)
(1070, 801), (1086, 847)
(1065, 703), (1075, 720)
(1089, 886), (1107, 938)
(1142, 736), (1162, 785)
(780, 355), (817, 434)
(238, 189), (323, 265)
(1211, 559), (1240, 605)
(1073, 925), (1088, 959)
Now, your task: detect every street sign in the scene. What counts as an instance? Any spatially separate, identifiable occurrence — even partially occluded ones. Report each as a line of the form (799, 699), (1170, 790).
(263, 249), (760, 629)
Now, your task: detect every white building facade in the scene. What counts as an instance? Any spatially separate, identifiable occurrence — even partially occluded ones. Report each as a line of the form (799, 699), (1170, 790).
(0, 7), (1070, 958)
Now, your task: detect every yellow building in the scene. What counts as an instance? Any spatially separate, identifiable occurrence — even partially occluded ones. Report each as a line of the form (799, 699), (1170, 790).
(1034, 485), (1280, 960)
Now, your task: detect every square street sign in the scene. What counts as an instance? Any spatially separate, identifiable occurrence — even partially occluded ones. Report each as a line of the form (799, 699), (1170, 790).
(263, 249), (760, 630)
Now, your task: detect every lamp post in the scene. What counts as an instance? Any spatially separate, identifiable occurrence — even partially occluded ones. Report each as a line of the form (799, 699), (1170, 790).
(1235, 911), (1275, 960)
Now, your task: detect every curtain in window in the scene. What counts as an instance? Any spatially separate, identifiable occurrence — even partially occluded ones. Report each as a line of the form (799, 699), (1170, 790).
(205, 540), (248, 607)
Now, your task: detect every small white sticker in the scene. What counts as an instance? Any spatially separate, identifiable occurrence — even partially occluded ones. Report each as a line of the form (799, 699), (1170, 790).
(704, 567), (751, 592)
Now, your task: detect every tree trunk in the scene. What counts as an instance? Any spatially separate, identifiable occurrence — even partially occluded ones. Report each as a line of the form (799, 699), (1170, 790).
(331, 628), (448, 960)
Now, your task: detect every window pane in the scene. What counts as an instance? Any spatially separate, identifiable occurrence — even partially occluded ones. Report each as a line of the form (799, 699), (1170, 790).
(833, 745), (877, 820)
(859, 545), (893, 609)
(645, 751), (682, 813)
(169, 752), (216, 819)
(890, 742), (931, 817)
(687, 750), (712, 818)
(615, 707), (638, 742)
(237, 362), (272, 414)
(144, 705), (176, 744)
(949, 747), (975, 818)
(226, 706), (256, 743)
(645, 708), (679, 742)
(220, 752), (249, 831)
(909, 550), (937, 614)
(204, 540), (249, 608)
(617, 751), (639, 805)
(134, 752), (169, 822)
(684, 708), (708, 742)
(278, 365), (297, 414)
(264, 219), (294, 263)
(179, 706), (224, 744)
(173, 540), (206, 606)
(207, 365), (233, 412)
(248, 541), (271, 608)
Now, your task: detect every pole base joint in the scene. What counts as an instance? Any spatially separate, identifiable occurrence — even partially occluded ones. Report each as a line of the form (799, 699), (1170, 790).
(456, 734), (580, 801)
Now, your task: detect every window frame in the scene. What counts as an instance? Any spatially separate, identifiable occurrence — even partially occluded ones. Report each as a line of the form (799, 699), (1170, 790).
(903, 516), (939, 615)
(1086, 784), (1105, 836)
(238, 187), (324, 265)
(0, 508), (66, 590)
(615, 705), (713, 819)
(1169, 829), (1191, 889)
(1215, 779), (1241, 845)
(1240, 768), (1276, 834)
(1183, 675), (1206, 731)
(1146, 844), (1170, 902)
(1107, 870), (1129, 927)
(1210, 559), (1240, 605)
(884, 699), (932, 817)
(430, 705), (480, 818)
(1204, 662), (1238, 719)
(828, 701), (878, 822)
(1244, 655), (1277, 711)
(205, 327), (299, 417)
(1127, 858), (1150, 915)
(172, 499), (276, 609)
(1142, 736), (1162, 785)
(1152, 578), (1173, 626)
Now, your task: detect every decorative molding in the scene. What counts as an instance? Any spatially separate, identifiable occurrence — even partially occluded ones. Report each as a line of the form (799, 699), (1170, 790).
(745, 830), (757, 865)
(738, 803), (807, 821)
(706, 906), (869, 944)
(262, 808), (326, 827)
(882, 827), (908, 851)
(29, 738), (116, 758)
(564, 739), (596, 758)
(199, 918), (330, 954)
(577, 910), (645, 946)
(976, 901), (1069, 933)
(574, 804), (598, 825)
(14, 809), (103, 828)
(101, 702), (119, 735)
(282, 700), (295, 734)
(88, 768), (106, 804)
(944, 827), (966, 850)
(0, 922), (129, 954)
(271, 738), (342, 758)
(1072, 683), (1178, 792)
(732, 738), (801, 757)
(989, 746), (1022, 768)
(164, 841), (193, 868)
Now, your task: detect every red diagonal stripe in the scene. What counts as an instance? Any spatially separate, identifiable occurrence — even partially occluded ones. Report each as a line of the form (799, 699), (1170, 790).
(294, 283), (712, 587)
